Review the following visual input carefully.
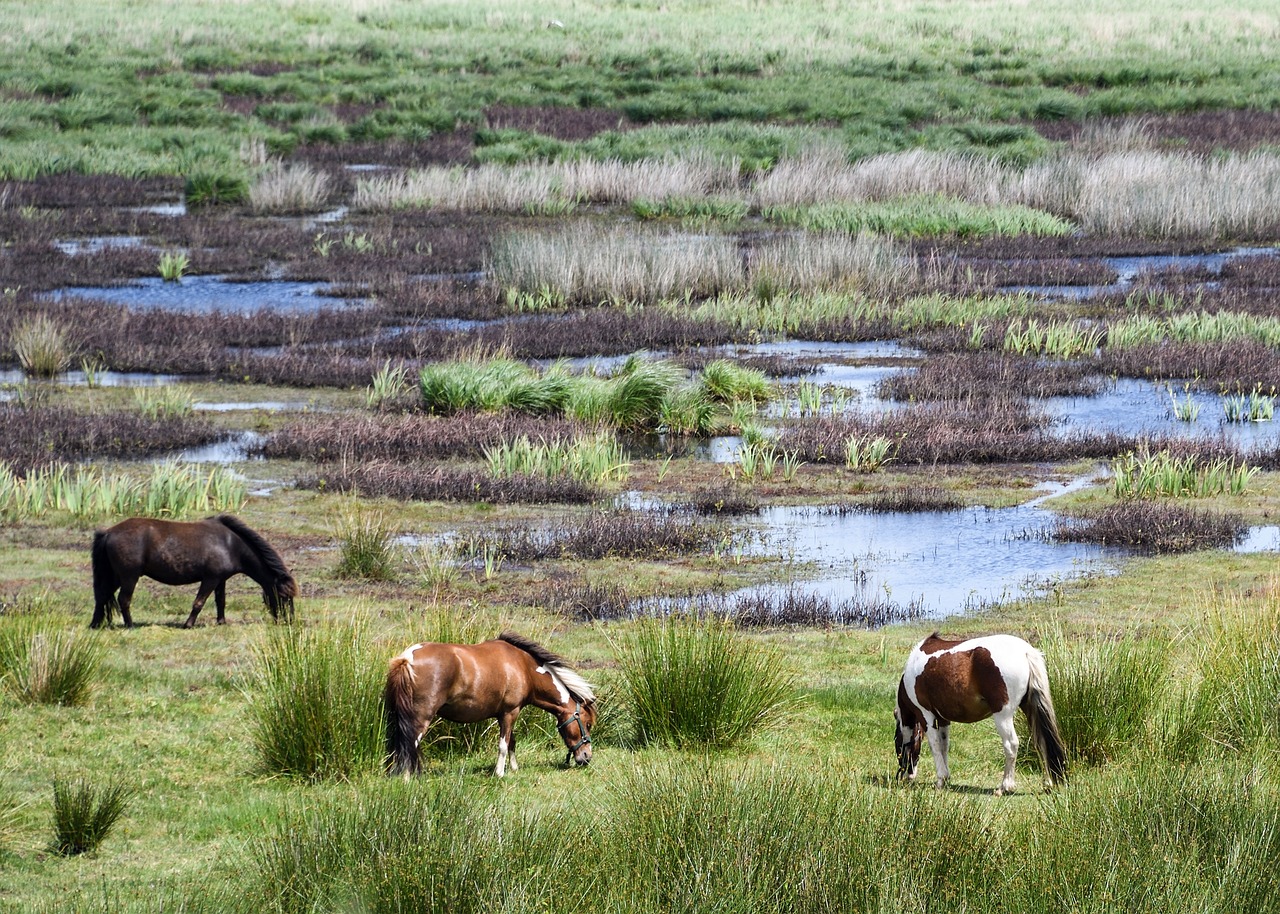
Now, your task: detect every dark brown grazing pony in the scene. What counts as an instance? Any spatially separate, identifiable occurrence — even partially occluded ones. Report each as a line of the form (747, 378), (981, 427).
(90, 515), (297, 628)
(384, 632), (596, 778)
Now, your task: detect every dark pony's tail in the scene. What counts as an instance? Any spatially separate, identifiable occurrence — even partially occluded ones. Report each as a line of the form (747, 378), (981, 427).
(384, 655), (420, 777)
(213, 514), (297, 621)
(1023, 648), (1068, 785)
(90, 531), (118, 626)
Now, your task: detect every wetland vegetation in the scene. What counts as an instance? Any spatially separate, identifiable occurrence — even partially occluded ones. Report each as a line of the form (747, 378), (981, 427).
(3, 0), (1280, 911)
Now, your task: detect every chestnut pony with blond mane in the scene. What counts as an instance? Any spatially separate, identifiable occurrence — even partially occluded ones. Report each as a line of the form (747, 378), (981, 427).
(384, 632), (596, 778)
(895, 632), (1067, 795)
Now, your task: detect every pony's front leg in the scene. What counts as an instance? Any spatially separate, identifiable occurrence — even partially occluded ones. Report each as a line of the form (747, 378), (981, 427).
(494, 710), (520, 777)
(183, 579), (217, 628)
(993, 712), (1019, 796)
(926, 721), (951, 789)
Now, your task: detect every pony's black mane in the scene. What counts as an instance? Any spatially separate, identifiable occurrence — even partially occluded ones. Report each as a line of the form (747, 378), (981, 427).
(498, 631), (565, 668)
(212, 515), (295, 588)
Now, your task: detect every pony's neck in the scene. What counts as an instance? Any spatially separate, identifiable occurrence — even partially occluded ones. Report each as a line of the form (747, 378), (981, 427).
(528, 664), (577, 716)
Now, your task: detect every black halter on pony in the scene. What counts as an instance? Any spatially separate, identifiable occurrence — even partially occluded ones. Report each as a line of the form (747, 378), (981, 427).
(557, 701), (593, 766)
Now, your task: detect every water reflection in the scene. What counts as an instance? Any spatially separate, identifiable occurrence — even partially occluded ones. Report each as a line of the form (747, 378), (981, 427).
(1005, 247), (1277, 299)
(739, 501), (1124, 619)
(45, 275), (367, 314)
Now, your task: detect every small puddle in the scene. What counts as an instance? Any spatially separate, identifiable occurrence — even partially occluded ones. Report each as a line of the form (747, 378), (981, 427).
(173, 431), (266, 463)
(44, 275), (366, 314)
(55, 236), (153, 255)
(1041, 377), (1280, 447)
(1005, 247), (1277, 299)
(0, 369), (182, 387)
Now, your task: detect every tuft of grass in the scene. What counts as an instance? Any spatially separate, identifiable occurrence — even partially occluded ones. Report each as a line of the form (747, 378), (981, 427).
(246, 617), (385, 782)
(11, 314), (73, 378)
(1043, 630), (1169, 767)
(184, 169), (248, 208)
(612, 615), (796, 749)
(49, 778), (135, 857)
(157, 250), (189, 282)
(133, 385), (194, 420)
(0, 612), (104, 706)
(248, 161), (331, 214)
(332, 507), (398, 581)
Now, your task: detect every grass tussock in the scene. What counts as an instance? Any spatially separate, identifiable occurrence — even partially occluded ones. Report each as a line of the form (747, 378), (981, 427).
(0, 612), (104, 706)
(10, 314), (73, 378)
(247, 617), (385, 782)
(248, 161), (332, 214)
(49, 778), (135, 857)
(1044, 630), (1169, 767)
(612, 615), (796, 749)
(332, 507), (399, 582)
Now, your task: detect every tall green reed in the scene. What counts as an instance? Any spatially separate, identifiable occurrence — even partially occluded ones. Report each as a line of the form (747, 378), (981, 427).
(246, 615), (385, 781)
(612, 615), (796, 749)
(1043, 629), (1169, 767)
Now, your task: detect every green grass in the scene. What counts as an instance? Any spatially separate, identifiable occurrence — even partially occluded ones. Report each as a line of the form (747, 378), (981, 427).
(766, 195), (1075, 238)
(246, 616), (385, 782)
(49, 778), (135, 857)
(611, 615), (797, 749)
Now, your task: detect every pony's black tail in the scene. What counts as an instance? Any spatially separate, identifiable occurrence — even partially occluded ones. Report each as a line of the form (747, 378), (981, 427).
(90, 531), (118, 627)
(1023, 648), (1068, 785)
(384, 655), (421, 777)
(213, 514), (297, 621)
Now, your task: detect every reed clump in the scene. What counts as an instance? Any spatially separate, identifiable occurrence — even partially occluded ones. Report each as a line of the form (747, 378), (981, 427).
(49, 778), (135, 857)
(10, 314), (73, 378)
(0, 612), (104, 706)
(247, 617), (385, 782)
(295, 461), (601, 505)
(248, 161), (332, 214)
(463, 508), (739, 561)
(612, 615), (796, 749)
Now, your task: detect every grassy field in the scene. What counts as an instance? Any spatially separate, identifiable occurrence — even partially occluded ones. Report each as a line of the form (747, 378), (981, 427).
(4, 0), (1280, 911)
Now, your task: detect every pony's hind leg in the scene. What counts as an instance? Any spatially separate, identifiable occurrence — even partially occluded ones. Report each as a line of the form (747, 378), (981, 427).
(214, 581), (227, 624)
(993, 711), (1019, 796)
(116, 576), (139, 628)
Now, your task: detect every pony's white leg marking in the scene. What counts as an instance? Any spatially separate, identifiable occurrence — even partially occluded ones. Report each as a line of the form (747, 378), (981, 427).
(536, 665), (571, 703)
(495, 734), (509, 778)
(993, 712), (1019, 796)
(926, 719), (950, 788)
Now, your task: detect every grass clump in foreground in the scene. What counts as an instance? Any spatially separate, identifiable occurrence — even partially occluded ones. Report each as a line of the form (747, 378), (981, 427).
(49, 778), (135, 857)
(0, 611), (104, 705)
(612, 615), (796, 749)
(246, 617), (385, 782)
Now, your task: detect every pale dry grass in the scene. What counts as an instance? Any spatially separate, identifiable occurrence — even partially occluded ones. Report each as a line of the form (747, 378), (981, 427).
(752, 146), (1005, 208)
(489, 223), (741, 304)
(748, 230), (918, 297)
(248, 161), (332, 214)
(1014, 150), (1280, 237)
(353, 156), (740, 212)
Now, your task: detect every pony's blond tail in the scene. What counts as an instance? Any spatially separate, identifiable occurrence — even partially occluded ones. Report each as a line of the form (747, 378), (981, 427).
(383, 656), (420, 776)
(1023, 648), (1068, 785)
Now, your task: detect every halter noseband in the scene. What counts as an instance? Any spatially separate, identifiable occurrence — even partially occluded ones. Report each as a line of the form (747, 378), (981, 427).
(557, 701), (592, 766)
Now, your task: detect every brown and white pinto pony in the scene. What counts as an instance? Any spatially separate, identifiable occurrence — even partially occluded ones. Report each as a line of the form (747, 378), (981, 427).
(895, 632), (1067, 795)
(91, 515), (297, 629)
(384, 632), (596, 778)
